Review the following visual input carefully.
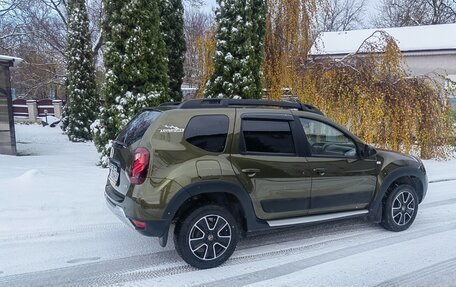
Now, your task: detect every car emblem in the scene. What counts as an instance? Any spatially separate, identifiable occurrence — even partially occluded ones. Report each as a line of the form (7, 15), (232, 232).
(159, 125), (184, 133)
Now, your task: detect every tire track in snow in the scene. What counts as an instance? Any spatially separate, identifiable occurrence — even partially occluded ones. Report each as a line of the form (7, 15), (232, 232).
(375, 257), (456, 287)
(196, 223), (456, 287)
(429, 178), (456, 184)
(0, 220), (371, 287)
(1, 186), (454, 286)
(421, 198), (456, 209)
(0, 250), (183, 287)
(2, 221), (454, 287)
(0, 223), (124, 242)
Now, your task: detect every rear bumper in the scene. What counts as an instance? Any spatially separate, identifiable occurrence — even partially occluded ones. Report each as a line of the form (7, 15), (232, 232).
(105, 190), (170, 238)
(105, 193), (135, 230)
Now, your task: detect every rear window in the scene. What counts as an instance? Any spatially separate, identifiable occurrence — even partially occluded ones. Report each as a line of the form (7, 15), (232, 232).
(116, 111), (161, 146)
(242, 120), (296, 154)
(184, 115), (229, 153)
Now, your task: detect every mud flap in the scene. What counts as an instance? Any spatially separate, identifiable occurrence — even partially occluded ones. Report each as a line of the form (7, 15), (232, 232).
(159, 230), (169, 247)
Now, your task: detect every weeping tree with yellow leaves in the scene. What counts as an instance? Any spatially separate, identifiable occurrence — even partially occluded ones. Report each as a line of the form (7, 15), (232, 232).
(297, 31), (454, 159)
(264, 0), (319, 101)
(195, 28), (216, 98)
(260, 1), (453, 159)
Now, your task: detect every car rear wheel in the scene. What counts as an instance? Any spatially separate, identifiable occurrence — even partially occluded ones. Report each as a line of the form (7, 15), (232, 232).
(381, 184), (419, 232)
(174, 205), (239, 269)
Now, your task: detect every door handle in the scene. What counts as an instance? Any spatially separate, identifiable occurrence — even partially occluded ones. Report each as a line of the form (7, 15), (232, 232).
(242, 168), (261, 177)
(313, 168), (327, 176)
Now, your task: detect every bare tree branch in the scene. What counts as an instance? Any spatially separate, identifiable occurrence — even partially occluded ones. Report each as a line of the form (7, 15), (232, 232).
(317, 0), (367, 32)
(374, 0), (456, 27)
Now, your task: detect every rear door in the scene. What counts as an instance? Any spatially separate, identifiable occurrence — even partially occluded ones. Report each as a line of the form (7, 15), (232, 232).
(109, 110), (162, 196)
(230, 110), (312, 220)
(298, 117), (378, 214)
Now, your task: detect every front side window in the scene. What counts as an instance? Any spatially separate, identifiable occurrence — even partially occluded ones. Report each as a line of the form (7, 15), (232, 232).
(300, 118), (357, 157)
(184, 115), (229, 153)
(242, 120), (296, 154)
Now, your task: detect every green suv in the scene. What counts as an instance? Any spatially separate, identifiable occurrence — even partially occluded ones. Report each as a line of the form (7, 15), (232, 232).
(105, 99), (428, 269)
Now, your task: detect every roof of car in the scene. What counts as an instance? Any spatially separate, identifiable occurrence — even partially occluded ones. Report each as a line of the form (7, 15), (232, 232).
(156, 99), (325, 116)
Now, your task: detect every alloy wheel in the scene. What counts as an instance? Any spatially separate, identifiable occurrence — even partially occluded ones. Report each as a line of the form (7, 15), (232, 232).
(392, 190), (416, 226)
(188, 215), (232, 261)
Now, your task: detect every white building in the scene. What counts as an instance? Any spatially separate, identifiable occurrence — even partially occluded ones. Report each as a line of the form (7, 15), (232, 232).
(310, 24), (456, 107)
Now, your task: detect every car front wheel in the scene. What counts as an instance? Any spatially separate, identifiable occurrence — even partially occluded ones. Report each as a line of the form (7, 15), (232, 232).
(174, 205), (239, 269)
(381, 184), (419, 232)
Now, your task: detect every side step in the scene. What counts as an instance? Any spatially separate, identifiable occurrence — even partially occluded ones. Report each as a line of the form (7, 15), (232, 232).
(267, 210), (369, 227)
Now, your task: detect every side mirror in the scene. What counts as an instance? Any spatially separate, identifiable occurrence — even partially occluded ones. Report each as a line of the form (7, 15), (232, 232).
(363, 144), (377, 158)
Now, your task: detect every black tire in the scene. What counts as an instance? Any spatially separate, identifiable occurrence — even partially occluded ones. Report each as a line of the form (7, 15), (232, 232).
(381, 184), (419, 232)
(174, 205), (239, 269)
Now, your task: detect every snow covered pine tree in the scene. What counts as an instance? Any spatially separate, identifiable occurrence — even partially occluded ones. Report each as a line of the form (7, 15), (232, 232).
(159, 0), (186, 102)
(92, 0), (169, 166)
(62, 0), (98, 142)
(205, 0), (267, 99)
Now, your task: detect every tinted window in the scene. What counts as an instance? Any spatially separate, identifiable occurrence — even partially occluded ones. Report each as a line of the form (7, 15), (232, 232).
(300, 118), (357, 157)
(116, 111), (161, 146)
(242, 120), (295, 154)
(184, 115), (229, 153)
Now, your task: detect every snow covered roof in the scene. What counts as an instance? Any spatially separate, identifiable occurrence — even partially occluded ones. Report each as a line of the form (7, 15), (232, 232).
(0, 55), (23, 67)
(311, 23), (456, 56)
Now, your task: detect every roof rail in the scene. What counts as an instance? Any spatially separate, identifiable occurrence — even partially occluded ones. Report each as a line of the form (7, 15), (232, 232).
(156, 102), (182, 111)
(159, 102), (181, 106)
(178, 99), (324, 115)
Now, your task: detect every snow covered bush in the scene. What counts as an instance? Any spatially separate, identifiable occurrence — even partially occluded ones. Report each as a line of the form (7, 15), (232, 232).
(93, 0), (169, 165)
(205, 0), (267, 99)
(62, 0), (98, 142)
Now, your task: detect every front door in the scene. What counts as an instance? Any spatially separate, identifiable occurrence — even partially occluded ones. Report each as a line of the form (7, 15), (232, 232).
(298, 118), (378, 214)
(230, 111), (312, 220)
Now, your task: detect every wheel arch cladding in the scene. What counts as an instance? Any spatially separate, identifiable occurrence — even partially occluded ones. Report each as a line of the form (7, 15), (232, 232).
(369, 167), (427, 223)
(162, 180), (269, 234)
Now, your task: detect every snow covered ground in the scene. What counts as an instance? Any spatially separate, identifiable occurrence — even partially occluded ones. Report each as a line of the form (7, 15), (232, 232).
(0, 124), (455, 287)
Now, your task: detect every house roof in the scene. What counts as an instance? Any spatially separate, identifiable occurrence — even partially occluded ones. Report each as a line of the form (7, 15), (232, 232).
(311, 23), (456, 56)
(0, 55), (23, 67)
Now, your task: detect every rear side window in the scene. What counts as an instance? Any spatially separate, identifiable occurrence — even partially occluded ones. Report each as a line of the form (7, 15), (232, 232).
(116, 111), (161, 146)
(242, 120), (296, 154)
(184, 115), (229, 153)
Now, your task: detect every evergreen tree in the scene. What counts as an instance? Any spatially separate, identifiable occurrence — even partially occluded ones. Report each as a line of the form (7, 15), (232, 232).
(93, 0), (169, 166)
(159, 0), (186, 102)
(205, 0), (267, 99)
(62, 0), (98, 142)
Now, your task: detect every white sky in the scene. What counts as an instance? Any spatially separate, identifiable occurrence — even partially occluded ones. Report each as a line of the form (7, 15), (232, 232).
(201, 0), (380, 28)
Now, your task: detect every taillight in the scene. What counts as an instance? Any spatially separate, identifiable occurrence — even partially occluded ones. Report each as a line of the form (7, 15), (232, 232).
(130, 147), (150, 185)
